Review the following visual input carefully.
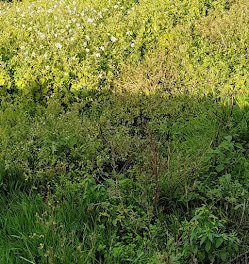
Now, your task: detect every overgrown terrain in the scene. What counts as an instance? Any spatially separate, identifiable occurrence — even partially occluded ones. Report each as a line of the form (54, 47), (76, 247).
(1, 0), (249, 263)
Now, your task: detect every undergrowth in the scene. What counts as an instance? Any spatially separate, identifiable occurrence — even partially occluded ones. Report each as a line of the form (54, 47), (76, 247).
(1, 0), (249, 263)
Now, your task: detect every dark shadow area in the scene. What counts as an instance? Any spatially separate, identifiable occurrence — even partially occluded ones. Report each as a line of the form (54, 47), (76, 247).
(1, 89), (249, 263)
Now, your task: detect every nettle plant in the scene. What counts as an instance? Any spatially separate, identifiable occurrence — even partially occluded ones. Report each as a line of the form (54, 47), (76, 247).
(181, 205), (239, 263)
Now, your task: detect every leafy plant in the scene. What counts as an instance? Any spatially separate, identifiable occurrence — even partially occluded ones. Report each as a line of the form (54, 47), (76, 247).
(181, 205), (239, 263)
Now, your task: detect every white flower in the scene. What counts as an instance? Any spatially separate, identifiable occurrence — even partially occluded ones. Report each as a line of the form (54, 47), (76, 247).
(85, 35), (90, 41)
(83, 41), (87, 47)
(47, 9), (52, 13)
(95, 53), (101, 58)
(20, 46), (25, 50)
(55, 43), (62, 49)
(86, 48), (90, 53)
(111, 36), (117, 42)
(114, 5), (118, 9)
(38, 32), (45, 40)
(87, 18), (94, 23)
(100, 46), (105, 51)
(131, 43), (135, 47)
(76, 23), (80, 27)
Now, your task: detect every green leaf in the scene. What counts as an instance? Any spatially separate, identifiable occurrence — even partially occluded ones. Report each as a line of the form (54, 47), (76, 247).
(220, 249), (227, 261)
(208, 233), (213, 243)
(225, 135), (232, 141)
(216, 164), (224, 172)
(205, 241), (211, 252)
(233, 243), (239, 252)
(234, 204), (243, 210)
(200, 236), (206, 246)
(216, 237), (223, 248)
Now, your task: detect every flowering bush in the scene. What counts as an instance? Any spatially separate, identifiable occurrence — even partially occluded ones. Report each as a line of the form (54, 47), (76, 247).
(1, 0), (248, 99)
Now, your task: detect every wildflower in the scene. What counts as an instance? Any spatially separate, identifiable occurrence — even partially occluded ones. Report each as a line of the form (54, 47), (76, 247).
(95, 53), (101, 58)
(87, 18), (94, 23)
(85, 35), (90, 41)
(39, 243), (44, 249)
(83, 41), (87, 47)
(131, 43), (135, 47)
(239, 89), (243, 93)
(55, 43), (62, 49)
(20, 45), (25, 50)
(114, 5), (118, 9)
(100, 46), (105, 51)
(111, 36), (117, 42)
(38, 32), (45, 40)
(86, 48), (90, 53)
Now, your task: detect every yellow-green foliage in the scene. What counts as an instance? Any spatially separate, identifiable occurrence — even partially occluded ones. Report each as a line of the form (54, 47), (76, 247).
(1, 0), (249, 98)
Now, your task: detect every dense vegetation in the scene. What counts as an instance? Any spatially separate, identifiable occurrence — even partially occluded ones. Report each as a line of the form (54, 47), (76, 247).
(1, 0), (249, 263)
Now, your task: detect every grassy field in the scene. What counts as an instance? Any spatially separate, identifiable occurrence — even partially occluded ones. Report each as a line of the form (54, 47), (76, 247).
(1, 0), (249, 263)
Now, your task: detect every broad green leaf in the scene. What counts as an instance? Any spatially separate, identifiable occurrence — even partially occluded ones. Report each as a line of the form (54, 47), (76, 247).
(205, 241), (211, 252)
(225, 135), (232, 141)
(216, 237), (223, 248)
(220, 250), (227, 261)
(216, 164), (224, 172)
(200, 236), (206, 246)
(233, 243), (239, 252)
